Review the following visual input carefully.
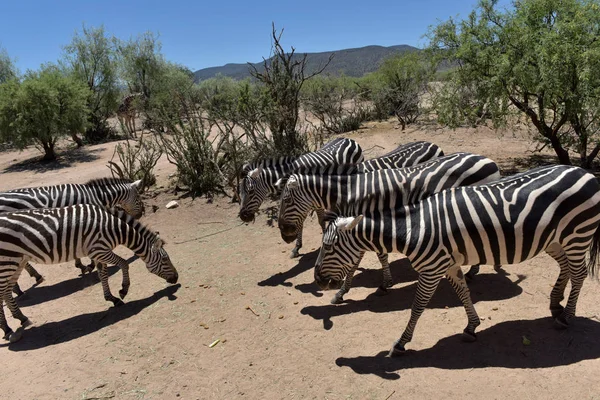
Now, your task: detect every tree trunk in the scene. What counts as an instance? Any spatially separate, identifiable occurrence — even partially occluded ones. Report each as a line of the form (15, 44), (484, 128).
(42, 141), (56, 161)
(71, 133), (84, 147)
(548, 134), (571, 165)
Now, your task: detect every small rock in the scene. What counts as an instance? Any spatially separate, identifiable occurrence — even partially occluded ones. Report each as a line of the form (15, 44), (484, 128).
(492, 307), (499, 311)
(166, 200), (179, 209)
(293, 301), (298, 305)
(278, 315), (284, 319)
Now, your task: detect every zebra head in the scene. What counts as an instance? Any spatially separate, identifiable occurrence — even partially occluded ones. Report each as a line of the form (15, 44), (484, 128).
(119, 179), (145, 219)
(277, 175), (307, 243)
(143, 234), (179, 284)
(238, 166), (266, 222)
(314, 213), (364, 290)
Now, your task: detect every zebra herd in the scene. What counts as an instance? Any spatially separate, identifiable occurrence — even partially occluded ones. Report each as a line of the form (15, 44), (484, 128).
(239, 138), (600, 356)
(0, 178), (178, 343)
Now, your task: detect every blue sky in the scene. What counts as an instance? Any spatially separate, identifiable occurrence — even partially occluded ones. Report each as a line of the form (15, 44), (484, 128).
(1, 0), (513, 73)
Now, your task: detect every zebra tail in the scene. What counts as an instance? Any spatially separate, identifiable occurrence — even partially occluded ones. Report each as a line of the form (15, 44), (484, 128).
(586, 223), (600, 279)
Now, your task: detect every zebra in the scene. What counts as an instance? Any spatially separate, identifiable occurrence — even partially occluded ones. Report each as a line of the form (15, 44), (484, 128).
(0, 204), (178, 342)
(238, 137), (364, 258)
(0, 177), (145, 296)
(278, 152), (500, 303)
(313, 164), (600, 356)
(359, 141), (443, 172)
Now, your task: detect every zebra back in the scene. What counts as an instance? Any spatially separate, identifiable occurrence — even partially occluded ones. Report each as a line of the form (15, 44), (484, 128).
(360, 141), (443, 172)
(0, 177), (144, 219)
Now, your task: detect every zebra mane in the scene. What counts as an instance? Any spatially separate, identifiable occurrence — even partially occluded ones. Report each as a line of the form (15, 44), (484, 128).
(241, 157), (296, 177)
(85, 177), (134, 187)
(107, 207), (162, 242)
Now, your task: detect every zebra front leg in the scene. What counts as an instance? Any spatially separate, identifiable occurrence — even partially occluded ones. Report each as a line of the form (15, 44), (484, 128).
(95, 262), (124, 307)
(375, 252), (393, 296)
(315, 208), (326, 233)
(446, 264), (481, 341)
(290, 221), (303, 259)
(74, 258), (95, 274)
(389, 271), (445, 356)
(93, 251), (132, 300)
(331, 252), (366, 304)
(464, 264), (480, 281)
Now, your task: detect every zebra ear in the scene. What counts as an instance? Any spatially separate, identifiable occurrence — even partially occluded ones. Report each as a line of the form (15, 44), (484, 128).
(131, 180), (143, 191)
(337, 215), (364, 231)
(249, 167), (263, 179)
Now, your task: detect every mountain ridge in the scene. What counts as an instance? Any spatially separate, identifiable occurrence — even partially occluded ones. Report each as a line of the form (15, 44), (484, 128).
(193, 44), (419, 82)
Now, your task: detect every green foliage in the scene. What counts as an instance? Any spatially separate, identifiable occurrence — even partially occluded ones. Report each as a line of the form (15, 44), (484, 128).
(108, 138), (162, 190)
(63, 25), (120, 143)
(428, 0), (600, 166)
(0, 47), (18, 84)
(0, 65), (90, 160)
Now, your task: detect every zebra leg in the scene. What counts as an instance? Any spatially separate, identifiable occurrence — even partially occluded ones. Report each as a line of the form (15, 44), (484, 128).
(445, 264), (481, 341)
(546, 246), (570, 319)
(24, 262), (44, 284)
(315, 208), (326, 233)
(464, 264), (480, 281)
(74, 258), (95, 274)
(331, 252), (365, 304)
(291, 221), (303, 259)
(555, 254), (587, 328)
(375, 252), (393, 295)
(3, 261), (32, 342)
(95, 262), (124, 307)
(389, 271), (445, 357)
(0, 261), (18, 339)
(12, 282), (24, 297)
(93, 252), (132, 300)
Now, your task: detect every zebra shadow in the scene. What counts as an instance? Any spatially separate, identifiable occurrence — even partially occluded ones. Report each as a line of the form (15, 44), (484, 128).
(334, 316), (600, 378)
(17, 265), (121, 308)
(257, 249), (320, 288)
(301, 271), (526, 330)
(3, 284), (180, 351)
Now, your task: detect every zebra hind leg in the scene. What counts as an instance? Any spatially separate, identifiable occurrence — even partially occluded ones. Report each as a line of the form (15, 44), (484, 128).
(74, 258), (95, 275)
(24, 262), (44, 284)
(464, 264), (480, 281)
(375, 252), (393, 296)
(4, 260), (33, 342)
(546, 246), (570, 319)
(445, 264), (481, 342)
(555, 251), (588, 328)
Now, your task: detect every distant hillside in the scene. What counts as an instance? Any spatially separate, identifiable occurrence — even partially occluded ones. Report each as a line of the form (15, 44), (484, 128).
(193, 44), (419, 82)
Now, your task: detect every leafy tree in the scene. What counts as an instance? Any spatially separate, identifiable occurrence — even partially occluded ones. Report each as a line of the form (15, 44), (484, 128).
(116, 31), (164, 100)
(63, 25), (120, 143)
(428, 0), (600, 167)
(0, 65), (90, 161)
(0, 47), (18, 84)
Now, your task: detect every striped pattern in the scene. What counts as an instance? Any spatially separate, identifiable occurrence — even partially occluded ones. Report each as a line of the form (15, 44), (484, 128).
(279, 152), (499, 303)
(0, 177), (145, 295)
(0, 204), (178, 342)
(239, 138), (363, 257)
(360, 141), (443, 172)
(314, 164), (600, 355)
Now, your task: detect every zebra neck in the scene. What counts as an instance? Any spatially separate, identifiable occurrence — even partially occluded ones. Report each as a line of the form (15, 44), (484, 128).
(123, 219), (152, 259)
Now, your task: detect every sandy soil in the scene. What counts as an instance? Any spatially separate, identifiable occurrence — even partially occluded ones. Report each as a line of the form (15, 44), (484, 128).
(1, 121), (599, 400)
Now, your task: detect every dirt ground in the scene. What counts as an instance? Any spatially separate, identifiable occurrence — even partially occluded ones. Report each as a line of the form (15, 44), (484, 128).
(1, 121), (600, 400)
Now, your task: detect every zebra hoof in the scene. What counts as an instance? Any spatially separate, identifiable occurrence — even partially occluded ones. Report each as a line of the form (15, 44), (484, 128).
(554, 316), (569, 329)
(550, 306), (564, 319)
(2, 329), (13, 341)
(388, 343), (406, 357)
(290, 250), (300, 259)
(35, 276), (45, 285)
(375, 286), (389, 296)
(461, 329), (477, 342)
(9, 327), (24, 343)
(112, 298), (125, 307)
(119, 289), (128, 299)
(21, 319), (33, 328)
(330, 293), (344, 304)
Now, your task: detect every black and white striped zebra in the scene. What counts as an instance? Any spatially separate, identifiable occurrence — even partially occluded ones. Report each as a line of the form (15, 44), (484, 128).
(313, 164), (600, 355)
(0, 204), (178, 342)
(238, 137), (363, 257)
(0, 177), (145, 295)
(278, 152), (499, 303)
(359, 141), (443, 172)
